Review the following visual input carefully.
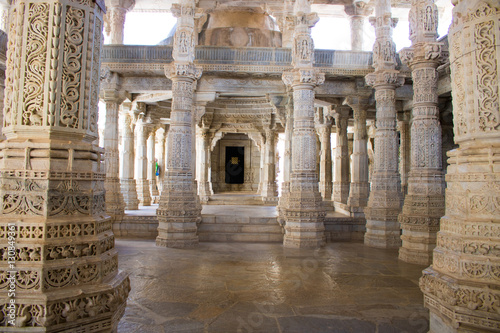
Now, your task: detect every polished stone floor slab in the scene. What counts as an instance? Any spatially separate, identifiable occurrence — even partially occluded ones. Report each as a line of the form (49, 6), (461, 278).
(116, 240), (429, 333)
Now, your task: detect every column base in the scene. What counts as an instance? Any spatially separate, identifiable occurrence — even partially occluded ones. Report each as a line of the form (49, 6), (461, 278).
(198, 181), (213, 204)
(319, 182), (332, 201)
(105, 177), (125, 219)
(347, 181), (369, 215)
(398, 192), (444, 265)
(333, 181), (350, 205)
(282, 182), (326, 249)
(421, 267), (500, 332)
(136, 179), (152, 206)
(364, 219), (401, 248)
(156, 176), (201, 249)
(120, 178), (139, 210)
(0, 268), (130, 332)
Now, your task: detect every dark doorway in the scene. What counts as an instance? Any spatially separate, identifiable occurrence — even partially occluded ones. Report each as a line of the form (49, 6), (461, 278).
(225, 146), (245, 184)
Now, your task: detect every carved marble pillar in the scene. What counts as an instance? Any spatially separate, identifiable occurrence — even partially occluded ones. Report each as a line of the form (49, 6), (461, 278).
(281, 0), (325, 249)
(120, 111), (139, 210)
(345, 1), (373, 51)
(278, 94), (293, 226)
(157, 128), (166, 193)
(101, 75), (126, 222)
(346, 97), (370, 216)
(135, 116), (152, 206)
(0, 71), (5, 141)
(397, 114), (411, 195)
(398, 0), (445, 266)
(364, 0), (405, 249)
(0, 0), (129, 330)
(333, 107), (350, 207)
(0, 2), (9, 32)
(147, 129), (159, 203)
(197, 126), (213, 203)
(420, 2), (500, 331)
(156, 0), (203, 248)
(104, 0), (135, 44)
(261, 129), (278, 200)
(317, 114), (333, 201)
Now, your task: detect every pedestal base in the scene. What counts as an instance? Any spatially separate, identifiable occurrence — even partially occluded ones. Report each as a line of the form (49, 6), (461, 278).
(120, 178), (139, 210)
(156, 176), (201, 248)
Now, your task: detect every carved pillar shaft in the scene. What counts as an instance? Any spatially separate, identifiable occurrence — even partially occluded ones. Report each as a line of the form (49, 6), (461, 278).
(103, 100), (125, 219)
(278, 98), (293, 226)
(318, 122), (332, 200)
(333, 107), (350, 206)
(104, 0), (135, 45)
(398, 0), (445, 266)
(0, 71), (5, 141)
(147, 130), (159, 200)
(363, 0), (404, 249)
(350, 16), (365, 51)
(261, 130), (278, 199)
(120, 112), (139, 210)
(398, 117), (411, 195)
(197, 127), (213, 203)
(0, 0), (129, 330)
(0, 3), (8, 32)
(135, 119), (151, 206)
(157, 129), (166, 193)
(347, 102), (369, 215)
(420, 2), (500, 331)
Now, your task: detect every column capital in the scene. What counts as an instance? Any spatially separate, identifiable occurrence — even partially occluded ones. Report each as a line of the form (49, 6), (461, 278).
(105, 0), (135, 11)
(344, 1), (373, 17)
(365, 71), (405, 89)
(165, 62), (202, 82)
(282, 69), (325, 89)
(344, 95), (371, 111)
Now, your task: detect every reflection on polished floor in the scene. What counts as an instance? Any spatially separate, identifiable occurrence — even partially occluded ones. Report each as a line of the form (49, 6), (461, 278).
(116, 239), (429, 333)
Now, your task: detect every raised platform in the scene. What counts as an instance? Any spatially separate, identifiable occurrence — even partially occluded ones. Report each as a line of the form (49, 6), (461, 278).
(207, 192), (278, 206)
(114, 201), (366, 243)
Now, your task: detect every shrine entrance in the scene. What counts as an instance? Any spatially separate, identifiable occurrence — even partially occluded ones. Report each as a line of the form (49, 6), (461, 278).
(225, 146), (245, 184)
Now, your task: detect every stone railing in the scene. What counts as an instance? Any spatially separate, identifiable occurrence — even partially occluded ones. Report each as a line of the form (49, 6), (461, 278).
(101, 45), (375, 70)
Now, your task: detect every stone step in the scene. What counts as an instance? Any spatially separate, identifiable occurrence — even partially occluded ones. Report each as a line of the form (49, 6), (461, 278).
(198, 232), (283, 243)
(198, 223), (282, 234)
(202, 215), (277, 224)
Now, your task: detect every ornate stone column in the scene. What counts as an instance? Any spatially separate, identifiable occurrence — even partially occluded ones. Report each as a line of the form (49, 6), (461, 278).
(317, 107), (333, 201)
(120, 110), (139, 210)
(346, 96), (370, 217)
(364, 0), (405, 248)
(197, 126), (214, 203)
(281, 0), (325, 248)
(0, 0), (129, 330)
(398, 0), (445, 266)
(101, 72), (126, 222)
(420, 2), (500, 331)
(0, 1), (9, 32)
(333, 106), (351, 208)
(397, 113), (411, 195)
(156, 0), (203, 248)
(147, 129), (159, 202)
(277, 93), (293, 226)
(135, 114), (152, 206)
(344, 0), (373, 51)
(261, 128), (278, 201)
(104, 0), (135, 44)
(0, 71), (5, 141)
(157, 127), (166, 193)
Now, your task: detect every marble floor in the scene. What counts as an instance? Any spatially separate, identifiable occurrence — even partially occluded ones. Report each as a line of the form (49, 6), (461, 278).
(116, 239), (429, 333)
